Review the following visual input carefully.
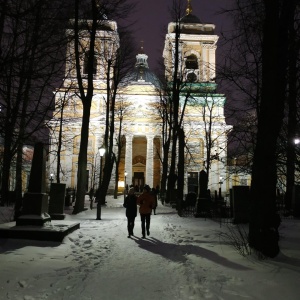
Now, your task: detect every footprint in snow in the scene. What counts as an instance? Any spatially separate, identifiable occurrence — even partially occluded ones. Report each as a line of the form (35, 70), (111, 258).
(23, 296), (35, 300)
(83, 239), (92, 244)
(18, 280), (27, 288)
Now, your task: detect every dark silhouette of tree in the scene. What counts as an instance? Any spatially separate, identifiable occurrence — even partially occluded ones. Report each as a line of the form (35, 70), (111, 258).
(163, 0), (189, 206)
(0, 0), (69, 214)
(283, 1), (300, 211)
(97, 28), (136, 208)
(71, 0), (136, 213)
(71, 0), (100, 214)
(219, 0), (299, 257)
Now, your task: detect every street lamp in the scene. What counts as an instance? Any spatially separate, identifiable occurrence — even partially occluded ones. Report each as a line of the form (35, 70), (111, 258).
(49, 173), (54, 192)
(96, 146), (105, 220)
(124, 171), (128, 200)
(218, 176), (223, 199)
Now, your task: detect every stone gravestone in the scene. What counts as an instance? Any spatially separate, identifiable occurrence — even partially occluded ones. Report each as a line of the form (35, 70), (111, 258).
(292, 185), (300, 218)
(232, 186), (250, 223)
(195, 170), (209, 217)
(49, 183), (66, 220)
(199, 170), (208, 198)
(16, 143), (51, 226)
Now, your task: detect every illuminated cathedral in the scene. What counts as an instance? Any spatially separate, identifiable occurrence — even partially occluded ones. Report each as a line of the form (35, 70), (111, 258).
(49, 2), (233, 196)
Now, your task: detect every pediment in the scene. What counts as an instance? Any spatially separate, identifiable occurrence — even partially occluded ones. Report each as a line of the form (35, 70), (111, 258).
(133, 155), (146, 165)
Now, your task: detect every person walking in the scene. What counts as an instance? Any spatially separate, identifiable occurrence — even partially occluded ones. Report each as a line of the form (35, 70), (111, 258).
(123, 187), (137, 238)
(137, 185), (155, 238)
(150, 188), (158, 215)
(89, 188), (95, 210)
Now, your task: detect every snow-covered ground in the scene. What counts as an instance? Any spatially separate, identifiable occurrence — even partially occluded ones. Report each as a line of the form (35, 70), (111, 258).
(1, 196), (300, 300)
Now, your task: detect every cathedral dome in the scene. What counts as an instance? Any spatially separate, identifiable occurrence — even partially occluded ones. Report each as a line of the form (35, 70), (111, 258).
(180, 13), (201, 24)
(180, 0), (201, 24)
(122, 47), (161, 88)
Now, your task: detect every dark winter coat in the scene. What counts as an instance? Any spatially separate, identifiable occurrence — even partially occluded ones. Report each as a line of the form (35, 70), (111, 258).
(123, 194), (137, 218)
(150, 190), (158, 209)
(137, 191), (155, 214)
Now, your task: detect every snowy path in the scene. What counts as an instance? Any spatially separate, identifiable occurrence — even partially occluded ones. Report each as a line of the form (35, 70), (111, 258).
(1, 204), (193, 300)
(1, 199), (300, 300)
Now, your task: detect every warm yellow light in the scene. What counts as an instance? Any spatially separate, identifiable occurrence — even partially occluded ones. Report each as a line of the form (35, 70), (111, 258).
(118, 181), (125, 188)
(99, 147), (105, 156)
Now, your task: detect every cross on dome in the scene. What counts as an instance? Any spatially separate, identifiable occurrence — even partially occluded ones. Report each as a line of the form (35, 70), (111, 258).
(186, 0), (193, 15)
(139, 40), (145, 54)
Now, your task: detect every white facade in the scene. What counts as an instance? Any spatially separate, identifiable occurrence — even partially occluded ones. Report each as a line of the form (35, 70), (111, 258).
(48, 10), (232, 196)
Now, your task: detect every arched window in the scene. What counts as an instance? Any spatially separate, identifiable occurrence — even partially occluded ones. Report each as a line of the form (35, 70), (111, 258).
(83, 51), (97, 75)
(185, 54), (198, 70)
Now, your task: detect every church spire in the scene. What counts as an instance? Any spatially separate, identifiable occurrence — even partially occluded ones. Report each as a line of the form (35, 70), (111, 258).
(139, 40), (145, 54)
(186, 0), (192, 15)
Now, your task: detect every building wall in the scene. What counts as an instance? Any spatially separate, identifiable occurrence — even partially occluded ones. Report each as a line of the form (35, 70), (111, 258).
(48, 15), (233, 196)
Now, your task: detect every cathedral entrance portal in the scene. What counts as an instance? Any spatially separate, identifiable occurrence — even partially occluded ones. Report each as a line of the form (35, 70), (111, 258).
(132, 154), (146, 192)
(131, 136), (147, 191)
(133, 172), (144, 192)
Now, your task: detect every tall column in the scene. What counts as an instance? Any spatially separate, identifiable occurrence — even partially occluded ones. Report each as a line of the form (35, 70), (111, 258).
(125, 135), (133, 186)
(202, 45), (208, 81)
(146, 135), (154, 187)
(208, 46), (216, 81)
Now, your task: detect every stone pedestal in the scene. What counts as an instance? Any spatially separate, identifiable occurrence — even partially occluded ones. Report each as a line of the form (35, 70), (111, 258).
(16, 143), (51, 226)
(16, 192), (50, 226)
(49, 183), (66, 220)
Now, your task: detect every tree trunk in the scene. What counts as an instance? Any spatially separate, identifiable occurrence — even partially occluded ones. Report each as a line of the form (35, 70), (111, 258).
(249, 0), (291, 258)
(1, 127), (14, 205)
(114, 153), (120, 199)
(99, 153), (114, 205)
(56, 104), (64, 184)
(14, 143), (23, 220)
(166, 130), (178, 201)
(177, 127), (185, 215)
(73, 104), (91, 214)
(72, 0), (96, 213)
(160, 138), (170, 195)
(284, 0), (298, 211)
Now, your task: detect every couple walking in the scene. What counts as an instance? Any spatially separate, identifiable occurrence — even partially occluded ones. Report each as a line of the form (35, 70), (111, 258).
(123, 184), (157, 238)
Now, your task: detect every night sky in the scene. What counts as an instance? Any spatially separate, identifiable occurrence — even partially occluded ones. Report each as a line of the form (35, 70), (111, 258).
(132, 0), (234, 71)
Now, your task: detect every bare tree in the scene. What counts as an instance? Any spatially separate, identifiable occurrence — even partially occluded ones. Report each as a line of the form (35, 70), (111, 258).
(220, 0), (298, 257)
(162, 0), (225, 209)
(113, 99), (126, 199)
(283, 2), (300, 211)
(163, 0), (188, 205)
(49, 88), (82, 184)
(71, 0), (136, 214)
(187, 93), (230, 195)
(97, 28), (136, 209)
(0, 0), (68, 213)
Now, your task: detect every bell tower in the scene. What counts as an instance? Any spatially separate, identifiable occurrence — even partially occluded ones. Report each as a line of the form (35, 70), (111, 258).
(163, 0), (218, 84)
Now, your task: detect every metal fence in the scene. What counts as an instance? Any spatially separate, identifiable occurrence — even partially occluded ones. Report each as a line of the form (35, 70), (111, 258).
(180, 195), (296, 227)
